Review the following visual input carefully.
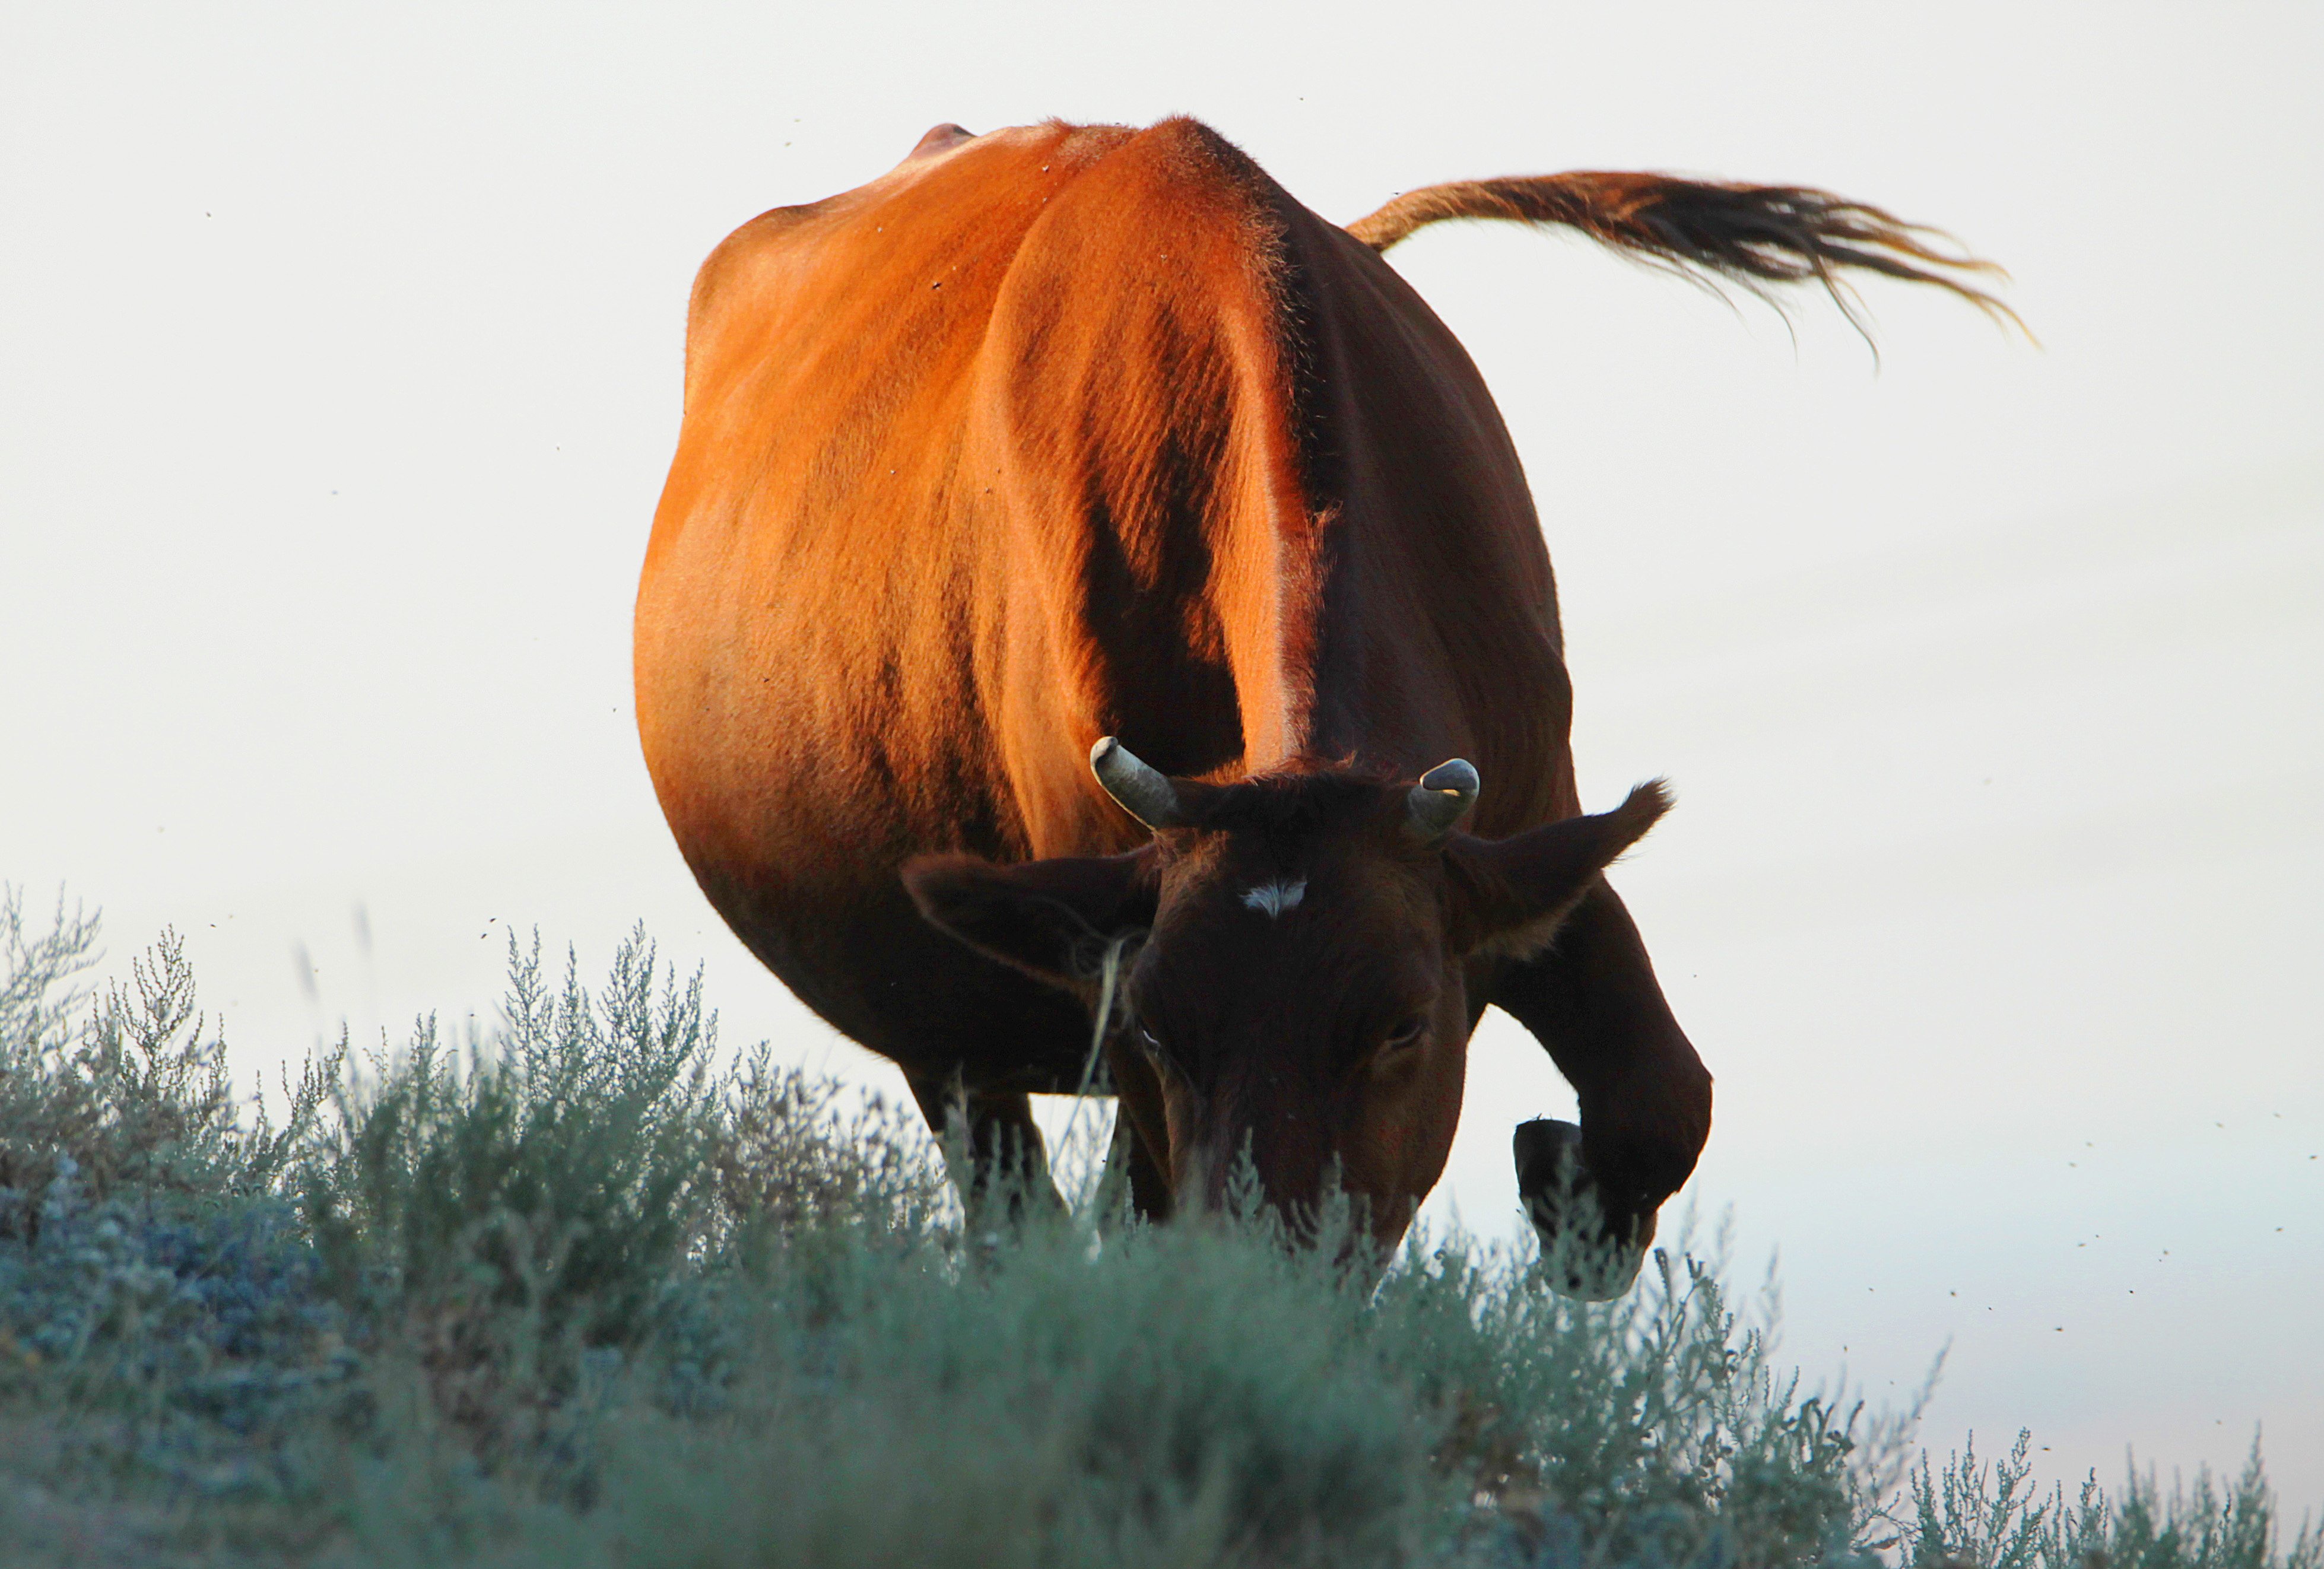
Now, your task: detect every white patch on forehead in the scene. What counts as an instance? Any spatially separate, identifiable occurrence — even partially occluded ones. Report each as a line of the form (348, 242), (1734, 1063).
(1240, 878), (1307, 919)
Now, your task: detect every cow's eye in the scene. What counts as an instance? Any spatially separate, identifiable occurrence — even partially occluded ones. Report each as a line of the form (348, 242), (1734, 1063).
(1381, 1016), (1428, 1053)
(1136, 1025), (1167, 1063)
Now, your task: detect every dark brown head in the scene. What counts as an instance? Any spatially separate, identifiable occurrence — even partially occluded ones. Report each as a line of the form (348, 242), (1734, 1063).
(903, 738), (1668, 1258)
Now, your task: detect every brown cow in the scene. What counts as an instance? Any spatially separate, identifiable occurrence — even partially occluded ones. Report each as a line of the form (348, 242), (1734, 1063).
(634, 117), (2003, 1290)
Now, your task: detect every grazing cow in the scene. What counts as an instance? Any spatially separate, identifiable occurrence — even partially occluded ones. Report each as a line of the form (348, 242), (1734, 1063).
(634, 117), (2003, 1289)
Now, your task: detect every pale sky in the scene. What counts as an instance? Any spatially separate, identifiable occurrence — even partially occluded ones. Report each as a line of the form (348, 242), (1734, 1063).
(4, 1), (2319, 1522)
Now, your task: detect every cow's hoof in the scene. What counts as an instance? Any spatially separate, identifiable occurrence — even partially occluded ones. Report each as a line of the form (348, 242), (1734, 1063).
(1513, 1118), (1647, 1301)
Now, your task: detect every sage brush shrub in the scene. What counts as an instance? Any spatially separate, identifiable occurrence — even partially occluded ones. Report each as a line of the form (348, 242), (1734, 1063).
(1377, 1230), (1894, 1568)
(2, 890), (2316, 1569)
(1, 890), (348, 1529)
(709, 1043), (949, 1250)
(0, 889), (328, 1237)
(1900, 1431), (2320, 1569)
(569, 1205), (1444, 1569)
(297, 930), (723, 1442)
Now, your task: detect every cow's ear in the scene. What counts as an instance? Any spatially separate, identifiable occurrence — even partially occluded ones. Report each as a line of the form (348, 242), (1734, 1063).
(903, 848), (1159, 987)
(1442, 783), (1669, 957)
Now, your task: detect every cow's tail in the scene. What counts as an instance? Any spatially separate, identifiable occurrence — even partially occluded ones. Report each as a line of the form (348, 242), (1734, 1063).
(1345, 171), (2020, 339)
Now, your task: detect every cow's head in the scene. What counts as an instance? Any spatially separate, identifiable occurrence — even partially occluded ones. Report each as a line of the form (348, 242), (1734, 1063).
(903, 739), (1666, 1262)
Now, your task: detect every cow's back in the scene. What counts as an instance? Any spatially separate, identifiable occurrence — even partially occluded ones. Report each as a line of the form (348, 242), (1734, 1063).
(635, 118), (1573, 1081)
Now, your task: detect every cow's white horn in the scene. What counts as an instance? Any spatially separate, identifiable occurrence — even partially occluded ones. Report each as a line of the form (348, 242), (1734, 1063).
(1406, 758), (1480, 842)
(1091, 736), (1185, 830)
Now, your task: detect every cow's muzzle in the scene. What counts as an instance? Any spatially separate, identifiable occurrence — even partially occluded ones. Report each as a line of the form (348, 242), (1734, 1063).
(1515, 1118), (1653, 1301)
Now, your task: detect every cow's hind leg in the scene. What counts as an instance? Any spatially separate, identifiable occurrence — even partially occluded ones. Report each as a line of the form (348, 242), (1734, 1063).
(906, 1073), (1068, 1225)
(1488, 879), (1712, 1297)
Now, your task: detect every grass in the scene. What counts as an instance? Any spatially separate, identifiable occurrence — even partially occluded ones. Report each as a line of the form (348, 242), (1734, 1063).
(1, 884), (2315, 1568)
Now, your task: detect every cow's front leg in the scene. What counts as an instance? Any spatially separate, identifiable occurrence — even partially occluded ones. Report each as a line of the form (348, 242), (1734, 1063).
(906, 1075), (1067, 1225)
(1093, 1104), (1174, 1228)
(1487, 878), (1712, 1298)
(1100, 1047), (1176, 1225)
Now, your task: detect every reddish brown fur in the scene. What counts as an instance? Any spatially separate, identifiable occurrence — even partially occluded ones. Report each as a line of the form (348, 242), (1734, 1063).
(636, 118), (1998, 1271)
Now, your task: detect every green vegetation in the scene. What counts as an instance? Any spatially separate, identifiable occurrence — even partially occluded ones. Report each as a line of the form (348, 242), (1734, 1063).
(1, 886), (2314, 1567)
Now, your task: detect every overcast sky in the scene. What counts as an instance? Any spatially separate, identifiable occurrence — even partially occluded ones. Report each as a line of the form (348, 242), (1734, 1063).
(4, 0), (2319, 1522)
